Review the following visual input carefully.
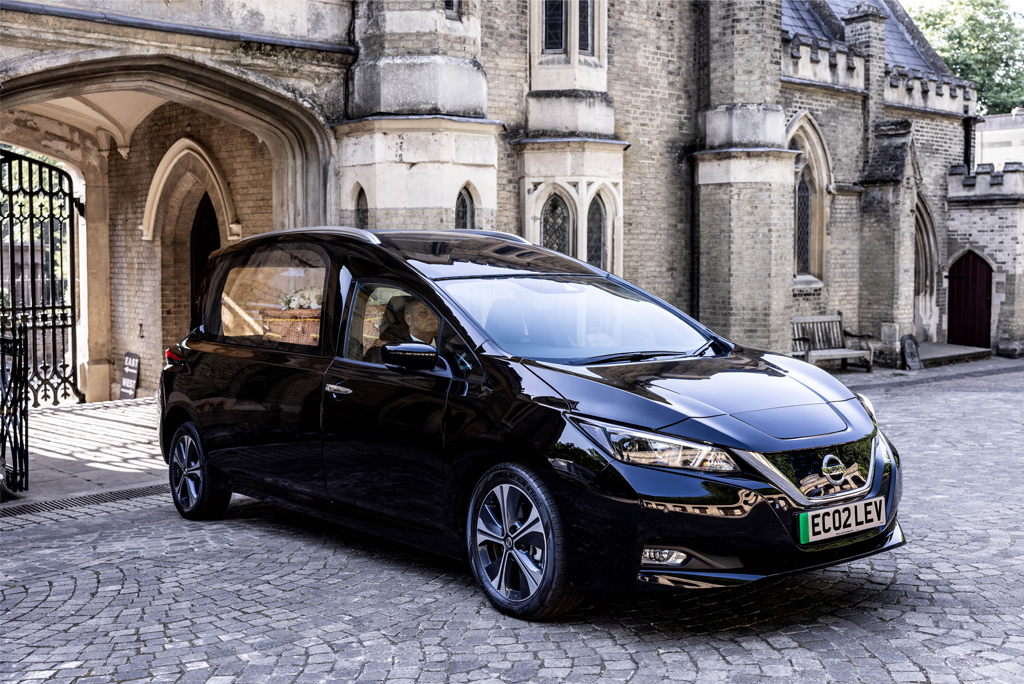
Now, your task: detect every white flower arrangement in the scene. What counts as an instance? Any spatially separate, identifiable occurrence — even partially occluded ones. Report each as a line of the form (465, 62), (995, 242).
(281, 286), (322, 310)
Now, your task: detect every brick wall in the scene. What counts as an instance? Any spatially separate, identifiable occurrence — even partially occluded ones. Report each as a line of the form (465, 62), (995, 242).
(106, 102), (272, 396)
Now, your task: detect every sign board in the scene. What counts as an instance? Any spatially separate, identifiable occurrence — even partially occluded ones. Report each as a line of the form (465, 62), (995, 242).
(119, 351), (140, 400)
(901, 334), (923, 371)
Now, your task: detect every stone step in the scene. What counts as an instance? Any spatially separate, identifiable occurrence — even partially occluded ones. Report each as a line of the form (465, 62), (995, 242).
(918, 342), (991, 368)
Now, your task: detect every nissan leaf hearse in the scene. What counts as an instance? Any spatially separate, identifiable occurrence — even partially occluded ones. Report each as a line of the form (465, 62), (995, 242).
(159, 227), (905, 619)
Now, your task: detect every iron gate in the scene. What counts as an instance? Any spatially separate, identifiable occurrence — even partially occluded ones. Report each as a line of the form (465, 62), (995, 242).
(0, 326), (29, 495)
(0, 149), (84, 407)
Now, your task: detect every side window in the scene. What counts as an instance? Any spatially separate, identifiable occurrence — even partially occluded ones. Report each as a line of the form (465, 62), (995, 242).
(345, 283), (438, 364)
(344, 282), (483, 379)
(208, 244), (329, 352)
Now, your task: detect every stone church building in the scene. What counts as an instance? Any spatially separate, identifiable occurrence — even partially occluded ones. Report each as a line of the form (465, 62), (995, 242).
(1, 0), (1021, 401)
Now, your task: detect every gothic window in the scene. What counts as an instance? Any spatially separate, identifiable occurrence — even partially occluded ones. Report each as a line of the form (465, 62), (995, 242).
(543, 0), (566, 53)
(542, 194), (570, 254)
(586, 195), (605, 268)
(795, 173), (811, 275)
(455, 187), (474, 230)
(787, 112), (834, 283)
(356, 188), (368, 231)
(444, 0), (460, 20)
(579, 0), (594, 55)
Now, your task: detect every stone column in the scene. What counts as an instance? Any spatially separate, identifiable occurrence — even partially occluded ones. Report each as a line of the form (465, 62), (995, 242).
(349, 0), (487, 119)
(695, 0), (795, 354)
(81, 154), (112, 403)
(341, 0), (497, 231)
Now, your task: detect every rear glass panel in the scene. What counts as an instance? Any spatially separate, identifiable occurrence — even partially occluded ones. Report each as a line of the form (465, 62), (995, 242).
(208, 244), (329, 352)
(440, 276), (708, 362)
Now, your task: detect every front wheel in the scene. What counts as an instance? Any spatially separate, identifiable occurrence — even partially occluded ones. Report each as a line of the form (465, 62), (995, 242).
(169, 422), (231, 520)
(466, 463), (580, 619)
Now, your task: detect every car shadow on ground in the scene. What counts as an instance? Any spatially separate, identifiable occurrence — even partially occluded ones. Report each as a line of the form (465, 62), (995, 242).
(215, 496), (898, 636)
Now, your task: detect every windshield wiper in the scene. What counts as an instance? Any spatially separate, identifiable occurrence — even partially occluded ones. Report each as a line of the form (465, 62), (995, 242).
(574, 351), (686, 365)
(690, 339), (715, 358)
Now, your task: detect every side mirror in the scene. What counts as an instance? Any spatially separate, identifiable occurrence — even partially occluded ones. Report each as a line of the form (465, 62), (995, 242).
(381, 342), (438, 371)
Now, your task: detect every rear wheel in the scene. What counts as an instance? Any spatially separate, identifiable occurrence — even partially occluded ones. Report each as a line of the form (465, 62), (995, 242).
(466, 463), (580, 619)
(169, 422), (231, 520)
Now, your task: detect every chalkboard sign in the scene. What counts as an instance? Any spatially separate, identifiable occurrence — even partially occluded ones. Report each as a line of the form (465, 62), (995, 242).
(901, 334), (923, 371)
(119, 352), (140, 400)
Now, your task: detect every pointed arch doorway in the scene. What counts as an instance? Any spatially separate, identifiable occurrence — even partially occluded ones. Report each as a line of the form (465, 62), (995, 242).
(947, 251), (992, 348)
(190, 193), (220, 327)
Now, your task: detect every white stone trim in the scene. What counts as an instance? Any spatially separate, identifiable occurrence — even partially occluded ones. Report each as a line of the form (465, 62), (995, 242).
(337, 117), (499, 212)
(140, 137), (239, 241)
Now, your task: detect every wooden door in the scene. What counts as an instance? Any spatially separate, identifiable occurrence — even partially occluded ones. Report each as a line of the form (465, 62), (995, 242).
(947, 251), (992, 348)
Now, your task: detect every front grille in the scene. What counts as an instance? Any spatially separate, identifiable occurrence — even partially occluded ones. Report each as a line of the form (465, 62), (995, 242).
(761, 434), (874, 499)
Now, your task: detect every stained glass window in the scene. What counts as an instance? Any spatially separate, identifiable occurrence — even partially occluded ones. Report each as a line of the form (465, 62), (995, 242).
(544, 0), (566, 53)
(542, 195), (570, 254)
(796, 174), (811, 275)
(586, 196), (605, 268)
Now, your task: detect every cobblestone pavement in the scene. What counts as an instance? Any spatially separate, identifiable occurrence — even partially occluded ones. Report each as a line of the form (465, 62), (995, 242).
(2, 371), (1024, 683)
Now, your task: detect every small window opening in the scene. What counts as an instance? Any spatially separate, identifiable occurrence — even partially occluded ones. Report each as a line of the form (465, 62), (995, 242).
(356, 189), (368, 231)
(543, 0), (567, 53)
(542, 194), (571, 254)
(586, 195), (605, 268)
(579, 0), (594, 55)
(795, 173), (812, 276)
(455, 187), (475, 230)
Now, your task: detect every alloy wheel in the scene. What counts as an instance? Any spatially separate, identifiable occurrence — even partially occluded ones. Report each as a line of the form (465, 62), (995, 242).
(170, 433), (203, 510)
(473, 483), (548, 602)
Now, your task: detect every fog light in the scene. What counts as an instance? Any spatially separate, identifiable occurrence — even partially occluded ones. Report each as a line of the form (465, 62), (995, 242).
(641, 548), (688, 566)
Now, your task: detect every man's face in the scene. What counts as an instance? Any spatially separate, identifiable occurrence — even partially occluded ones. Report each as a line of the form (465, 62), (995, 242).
(405, 300), (438, 340)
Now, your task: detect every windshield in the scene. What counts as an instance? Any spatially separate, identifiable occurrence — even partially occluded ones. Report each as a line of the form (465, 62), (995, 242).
(440, 276), (709, 362)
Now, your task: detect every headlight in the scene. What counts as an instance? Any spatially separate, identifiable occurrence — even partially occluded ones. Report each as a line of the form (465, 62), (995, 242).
(855, 393), (877, 422)
(576, 419), (739, 473)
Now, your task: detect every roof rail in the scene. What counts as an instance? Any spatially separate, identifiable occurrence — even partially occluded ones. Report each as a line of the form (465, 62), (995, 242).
(457, 229), (532, 245)
(237, 226), (381, 245)
(370, 228), (528, 244)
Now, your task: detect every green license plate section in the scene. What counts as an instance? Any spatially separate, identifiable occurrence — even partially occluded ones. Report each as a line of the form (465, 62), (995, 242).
(799, 496), (885, 544)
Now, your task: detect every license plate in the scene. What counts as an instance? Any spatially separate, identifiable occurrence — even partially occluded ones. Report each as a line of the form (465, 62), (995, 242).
(799, 496), (886, 544)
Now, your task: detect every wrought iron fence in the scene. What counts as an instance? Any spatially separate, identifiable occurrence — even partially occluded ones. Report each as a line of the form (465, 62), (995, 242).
(0, 326), (29, 496)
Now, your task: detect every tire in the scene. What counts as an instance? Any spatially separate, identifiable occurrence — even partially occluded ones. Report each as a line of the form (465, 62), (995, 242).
(466, 463), (581, 620)
(168, 422), (231, 520)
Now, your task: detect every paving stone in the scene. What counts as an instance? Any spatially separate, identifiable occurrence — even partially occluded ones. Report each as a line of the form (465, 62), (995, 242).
(3, 372), (1024, 681)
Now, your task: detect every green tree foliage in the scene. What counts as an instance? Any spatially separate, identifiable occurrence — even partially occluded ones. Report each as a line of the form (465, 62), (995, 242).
(910, 0), (1024, 114)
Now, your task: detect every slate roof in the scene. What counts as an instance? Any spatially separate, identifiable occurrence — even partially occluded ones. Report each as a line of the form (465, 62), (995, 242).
(782, 0), (835, 41)
(782, 0), (941, 73)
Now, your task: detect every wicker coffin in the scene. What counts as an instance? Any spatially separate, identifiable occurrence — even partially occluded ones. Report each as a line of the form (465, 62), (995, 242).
(260, 307), (321, 346)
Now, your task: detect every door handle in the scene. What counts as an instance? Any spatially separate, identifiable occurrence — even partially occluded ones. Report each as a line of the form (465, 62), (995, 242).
(325, 383), (352, 395)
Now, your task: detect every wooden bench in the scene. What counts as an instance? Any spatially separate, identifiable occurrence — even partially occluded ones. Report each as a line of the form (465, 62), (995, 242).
(792, 313), (875, 372)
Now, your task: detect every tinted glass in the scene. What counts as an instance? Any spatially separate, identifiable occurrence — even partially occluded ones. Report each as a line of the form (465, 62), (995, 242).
(441, 276), (708, 362)
(208, 244), (328, 352)
(345, 282), (482, 378)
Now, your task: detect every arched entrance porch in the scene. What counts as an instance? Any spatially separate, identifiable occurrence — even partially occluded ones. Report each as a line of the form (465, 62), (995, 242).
(0, 57), (333, 400)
